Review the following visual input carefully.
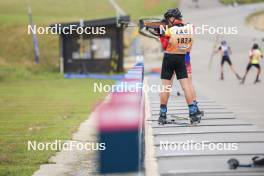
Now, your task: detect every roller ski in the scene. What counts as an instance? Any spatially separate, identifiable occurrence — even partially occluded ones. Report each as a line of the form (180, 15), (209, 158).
(158, 113), (201, 126)
(158, 113), (191, 126)
(227, 156), (264, 170)
(159, 119), (190, 126)
(158, 107), (189, 125)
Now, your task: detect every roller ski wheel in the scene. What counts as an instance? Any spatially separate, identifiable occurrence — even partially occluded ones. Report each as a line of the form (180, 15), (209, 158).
(228, 158), (239, 169)
(158, 112), (167, 125)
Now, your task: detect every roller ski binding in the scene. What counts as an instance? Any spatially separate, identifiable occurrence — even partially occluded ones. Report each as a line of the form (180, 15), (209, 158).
(158, 112), (167, 125)
(189, 112), (201, 125)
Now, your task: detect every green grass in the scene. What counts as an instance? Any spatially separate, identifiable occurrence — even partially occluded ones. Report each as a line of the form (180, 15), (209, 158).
(0, 0), (116, 78)
(0, 0), (178, 175)
(0, 0), (116, 26)
(220, 0), (264, 4)
(0, 77), (114, 176)
(0, 0), (179, 76)
(117, 0), (179, 19)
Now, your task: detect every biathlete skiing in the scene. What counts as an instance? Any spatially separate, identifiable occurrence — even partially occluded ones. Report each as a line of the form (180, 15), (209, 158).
(215, 40), (241, 80)
(158, 8), (202, 124)
(241, 43), (263, 84)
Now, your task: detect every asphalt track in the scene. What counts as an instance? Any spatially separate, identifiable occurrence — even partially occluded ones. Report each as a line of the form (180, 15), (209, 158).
(181, 0), (264, 128)
(144, 0), (264, 175)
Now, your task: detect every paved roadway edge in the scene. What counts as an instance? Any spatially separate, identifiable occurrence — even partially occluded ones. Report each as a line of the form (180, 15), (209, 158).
(144, 77), (159, 176)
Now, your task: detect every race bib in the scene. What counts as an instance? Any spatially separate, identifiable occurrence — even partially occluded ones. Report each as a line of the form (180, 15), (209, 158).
(165, 24), (193, 54)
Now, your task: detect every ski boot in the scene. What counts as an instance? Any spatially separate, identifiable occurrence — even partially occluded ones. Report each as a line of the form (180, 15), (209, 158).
(189, 105), (201, 125)
(158, 112), (167, 125)
(194, 101), (204, 117)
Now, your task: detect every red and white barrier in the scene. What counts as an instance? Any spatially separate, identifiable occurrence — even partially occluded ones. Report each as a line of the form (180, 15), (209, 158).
(97, 62), (145, 173)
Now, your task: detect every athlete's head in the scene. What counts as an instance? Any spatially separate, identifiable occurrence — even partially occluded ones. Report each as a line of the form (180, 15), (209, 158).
(164, 8), (182, 26)
(253, 43), (259, 50)
(221, 40), (227, 46)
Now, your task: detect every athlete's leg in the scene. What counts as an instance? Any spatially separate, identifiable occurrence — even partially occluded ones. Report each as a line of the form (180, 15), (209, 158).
(159, 78), (172, 123)
(174, 56), (201, 123)
(188, 74), (196, 101)
(169, 74), (193, 104)
(185, 60), (203, 115)
(255, 64), (261, 83)
(160, 79), (172, 105)
(185, 60), (196, 101)
(174, 70), (197, 104)
(220, 57), (225, 80)
(175, 61), (195, 105)
(179, 77), (201, 123)
(178, 78), (193, 104)
(170, 73), (181, 95)
(187, 73), (204, 116)
(159, 54), (175, 122)
(169, 72), (195, 105)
